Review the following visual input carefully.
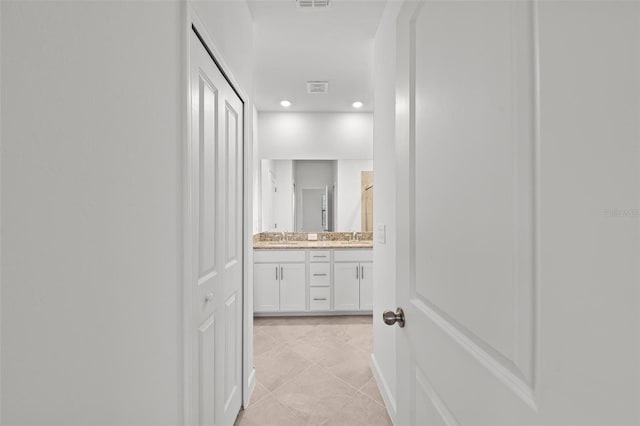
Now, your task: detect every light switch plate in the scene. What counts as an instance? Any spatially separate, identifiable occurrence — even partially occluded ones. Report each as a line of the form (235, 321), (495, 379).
(375, 224), (386, 244)
(308, 233), (318, 241)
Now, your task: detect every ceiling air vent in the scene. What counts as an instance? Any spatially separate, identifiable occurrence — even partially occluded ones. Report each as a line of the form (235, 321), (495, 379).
(297, 0), (330, 9)
(307, 81), (329, 94)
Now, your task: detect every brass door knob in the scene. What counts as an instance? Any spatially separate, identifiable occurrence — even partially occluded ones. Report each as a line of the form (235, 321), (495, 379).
(382, 308), (405, 328)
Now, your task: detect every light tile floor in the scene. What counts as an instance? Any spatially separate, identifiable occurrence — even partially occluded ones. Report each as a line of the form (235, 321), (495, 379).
(235, 316), (392, 426)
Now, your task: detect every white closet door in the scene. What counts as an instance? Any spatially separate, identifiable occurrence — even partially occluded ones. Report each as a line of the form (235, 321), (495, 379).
(190, 28), (243, 426)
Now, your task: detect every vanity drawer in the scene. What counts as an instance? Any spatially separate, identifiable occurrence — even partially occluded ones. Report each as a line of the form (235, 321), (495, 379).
(253, 250), (305, 263)
(309, 250), (331, 262)
(333, 249), (372, 262)
(309, 263), (331, 286)
(309, 287), (330, 311)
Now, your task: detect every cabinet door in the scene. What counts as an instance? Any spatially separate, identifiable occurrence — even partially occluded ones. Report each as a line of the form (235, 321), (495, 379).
(334, 262), (360, 310)
(279, 263), (306, 311)
(254, 263), (280, 312)
(359, 263), (373, 310)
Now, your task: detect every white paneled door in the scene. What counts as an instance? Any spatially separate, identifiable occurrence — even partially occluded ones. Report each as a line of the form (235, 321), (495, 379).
(189, 28), (243, 426)
(394, 1), (639, 425)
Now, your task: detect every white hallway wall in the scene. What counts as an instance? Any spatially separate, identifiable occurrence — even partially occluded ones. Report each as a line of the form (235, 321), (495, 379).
(0, 1), (254, 424)
(370, 1), (402, 422)
(258, 112), (373, 159)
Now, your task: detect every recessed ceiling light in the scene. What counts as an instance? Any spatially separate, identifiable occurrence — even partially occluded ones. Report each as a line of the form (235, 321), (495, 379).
(280, 100), (291, 107)
(352, 101), (363, 109)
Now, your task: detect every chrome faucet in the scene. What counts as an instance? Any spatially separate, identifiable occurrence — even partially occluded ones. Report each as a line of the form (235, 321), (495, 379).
(352, 231), (359, 242)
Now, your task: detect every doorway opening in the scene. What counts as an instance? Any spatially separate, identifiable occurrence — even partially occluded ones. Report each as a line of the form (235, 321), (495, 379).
(241, 1), (388, 424)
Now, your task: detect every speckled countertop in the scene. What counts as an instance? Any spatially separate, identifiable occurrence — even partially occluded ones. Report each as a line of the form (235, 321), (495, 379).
(253, 240), (373, 249)
(253, 232), (373, 249)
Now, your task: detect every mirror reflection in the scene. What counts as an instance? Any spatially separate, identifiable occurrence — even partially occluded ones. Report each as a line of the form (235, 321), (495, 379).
(261, 159), (372, 233)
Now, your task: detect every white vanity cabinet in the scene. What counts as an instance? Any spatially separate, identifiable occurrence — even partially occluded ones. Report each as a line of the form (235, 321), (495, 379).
(253, 250), (306, 313)
(334, 249), (373, 311)
(253, 247), (372, 315)
(308, 250), (331, 311)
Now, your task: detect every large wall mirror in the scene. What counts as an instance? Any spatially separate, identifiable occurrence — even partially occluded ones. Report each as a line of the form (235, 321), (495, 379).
(261, 159), (373, 233)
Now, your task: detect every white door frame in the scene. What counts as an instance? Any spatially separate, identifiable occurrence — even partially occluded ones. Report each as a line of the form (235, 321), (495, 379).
(183, 5), (255, 424)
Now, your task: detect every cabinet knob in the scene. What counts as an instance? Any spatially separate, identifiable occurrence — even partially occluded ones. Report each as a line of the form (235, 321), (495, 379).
(205, 292), (214, 303)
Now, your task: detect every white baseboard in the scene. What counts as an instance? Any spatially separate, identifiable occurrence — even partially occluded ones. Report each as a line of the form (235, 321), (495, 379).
(245, 367), (256, 407)
(370, 353), (397, 424)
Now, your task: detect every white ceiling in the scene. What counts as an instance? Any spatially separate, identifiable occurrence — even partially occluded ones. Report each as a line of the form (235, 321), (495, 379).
(248, 0), (387, 113)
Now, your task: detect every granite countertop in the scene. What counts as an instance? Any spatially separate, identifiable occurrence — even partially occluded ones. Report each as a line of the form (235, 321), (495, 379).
(253, 240), (373, 249)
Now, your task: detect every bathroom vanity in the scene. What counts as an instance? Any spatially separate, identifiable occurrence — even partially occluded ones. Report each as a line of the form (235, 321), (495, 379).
(253, 234), (373, 316)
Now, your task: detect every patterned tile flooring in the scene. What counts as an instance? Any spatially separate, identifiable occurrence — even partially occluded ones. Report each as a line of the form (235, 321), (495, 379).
(234, 316), (392, 426)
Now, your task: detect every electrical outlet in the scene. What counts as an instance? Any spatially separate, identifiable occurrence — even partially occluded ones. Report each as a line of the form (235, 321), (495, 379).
(376, 224), (386, 244)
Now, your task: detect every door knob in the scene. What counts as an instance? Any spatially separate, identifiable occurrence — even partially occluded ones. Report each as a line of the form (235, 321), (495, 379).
(382, 308), (405, 328)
